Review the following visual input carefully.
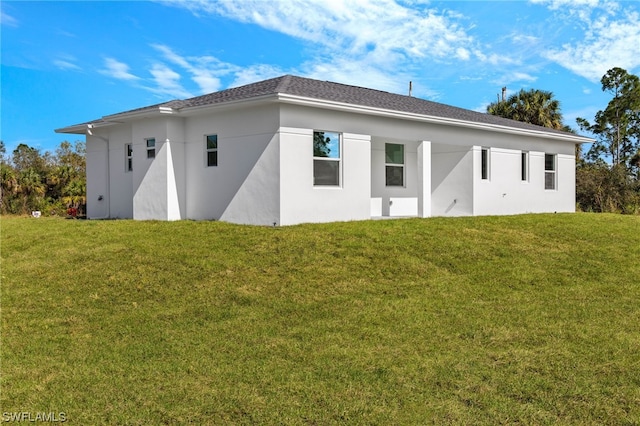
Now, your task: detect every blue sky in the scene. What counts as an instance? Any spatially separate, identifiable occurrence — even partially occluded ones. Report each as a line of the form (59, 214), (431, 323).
(2, 0), (640, 154)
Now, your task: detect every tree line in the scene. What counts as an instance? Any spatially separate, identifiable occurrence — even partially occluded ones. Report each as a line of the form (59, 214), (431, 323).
(0, 140), (86, 216)
(487, 67), (640, 214)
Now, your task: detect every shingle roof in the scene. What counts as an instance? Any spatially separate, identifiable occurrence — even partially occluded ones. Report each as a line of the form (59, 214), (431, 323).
(62, 75), (587, 139)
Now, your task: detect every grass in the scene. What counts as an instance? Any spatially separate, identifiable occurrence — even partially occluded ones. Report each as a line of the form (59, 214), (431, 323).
(1, 214), (640, 424)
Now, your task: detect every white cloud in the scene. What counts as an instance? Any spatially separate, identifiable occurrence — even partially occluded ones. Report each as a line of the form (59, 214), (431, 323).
(473, 101), (491, 113)
(529, 0), (600, 9)
(148, 63), (192, 98)
(456, 47), (471, 61)
(159, 0), (484, 68)
(472, 50), (518, 67)
(492, 71), (538, 86)
(156, 0), (494, 99)
(230, 64), (287, 88)
(532, 0), (640, 81)
(544, 10), (640, 81)
(53, 54), (81, 71)
(54, 59), (81, 71)
(100, 58), (140, 81)
(151, 44), (224, 93)
(1, 10), (19, 27)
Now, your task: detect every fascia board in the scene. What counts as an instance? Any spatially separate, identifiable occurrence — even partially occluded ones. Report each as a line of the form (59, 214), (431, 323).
(176, 94), (278, 116)
(102, 94), (277, 120)
(56, 95), (277, 133)
(103, 107), (176, 121)
(57, 106), (181, 133)
(55, 125), (89, 134)
(55, 120), (121, 135)
(276, 94), (594, 144)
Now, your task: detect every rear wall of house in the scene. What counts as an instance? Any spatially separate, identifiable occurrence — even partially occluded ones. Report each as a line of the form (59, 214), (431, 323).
(281, 103), (576, 217)
(182, 103), (281, 225)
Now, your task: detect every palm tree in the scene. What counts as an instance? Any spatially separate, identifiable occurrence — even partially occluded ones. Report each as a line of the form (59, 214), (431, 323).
(18, 168), (46, 213)
(62, 178), (87, 214)
(0, 163), (19, 213)
(487, 89), (565, 130)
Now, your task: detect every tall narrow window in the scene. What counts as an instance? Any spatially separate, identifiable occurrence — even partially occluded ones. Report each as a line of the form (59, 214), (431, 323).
(206, 134), (218, 167)
(125, 144), (133, 172)
(521, 151), (529, 182)
(545, 153), (556, 190)
(385, 143), (404, 186)
(313, 131), (341, 186)
(146, 138), (156, 159)
(481, 147), (490, 180)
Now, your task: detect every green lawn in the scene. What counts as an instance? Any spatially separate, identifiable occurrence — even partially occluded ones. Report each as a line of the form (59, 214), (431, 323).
(1, 214), (639, 425)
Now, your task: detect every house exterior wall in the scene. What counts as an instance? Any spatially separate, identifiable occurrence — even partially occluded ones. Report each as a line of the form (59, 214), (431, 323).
(468, 125), (576, 215)
(280, 103), (576, 218)
(165, 117), (186, 220)
(279, 128), (371, 225)
(417, 141), (432, 218)
(130, 117), (176, 220)
(85, 132), (110, 219)
(86, 124), (135, 220)
(431, 143), (474, 216)
(106, 124), (134, 219)
(472, 148), (575, 215)
(83, 98), (577, 224)
(183, 104), (281, 225)
(371, 138), (420, 217)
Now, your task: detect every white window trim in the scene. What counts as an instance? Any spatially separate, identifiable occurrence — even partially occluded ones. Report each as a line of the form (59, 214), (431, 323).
(205, 134), (218, 167)
(313, 131), (342, 187)
(146, 138), (156, 159)
(545, 153), (557, 191)
(385, 143), (405, 187)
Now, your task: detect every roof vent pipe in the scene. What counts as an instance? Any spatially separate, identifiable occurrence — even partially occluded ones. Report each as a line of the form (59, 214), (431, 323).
(409, 81), (413, 97)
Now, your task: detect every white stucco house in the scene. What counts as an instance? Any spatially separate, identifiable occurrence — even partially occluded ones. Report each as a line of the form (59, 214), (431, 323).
(56, 75), (592, 226)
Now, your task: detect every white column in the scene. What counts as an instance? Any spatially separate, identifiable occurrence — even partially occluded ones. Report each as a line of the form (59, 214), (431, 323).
(417, 141), (432, 218)
(166, 138), (182, 220)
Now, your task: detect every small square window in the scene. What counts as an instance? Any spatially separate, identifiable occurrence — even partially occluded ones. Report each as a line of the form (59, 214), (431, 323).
(146, 138), (156, 159)
(206, 134), (218, 167)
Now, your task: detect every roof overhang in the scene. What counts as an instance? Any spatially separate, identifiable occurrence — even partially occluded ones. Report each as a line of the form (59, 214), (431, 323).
(55, 119), (119, 135)
(275, 94), (594, 144)
(56, 92), (594, 144)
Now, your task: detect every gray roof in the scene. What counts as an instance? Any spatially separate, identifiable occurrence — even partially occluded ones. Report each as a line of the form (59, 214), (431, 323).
(60, 75), (585, 138)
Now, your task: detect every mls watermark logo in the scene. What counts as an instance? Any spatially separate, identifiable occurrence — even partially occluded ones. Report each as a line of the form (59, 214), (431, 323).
(2, 412), (67, 423)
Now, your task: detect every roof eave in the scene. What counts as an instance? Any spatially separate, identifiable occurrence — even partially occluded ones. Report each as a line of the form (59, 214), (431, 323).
(103, 106), (178, 122)
(276, 94), (594, 144)
(55, 125), (88, 135)
(55, 119), (122, 135)
(176, 93), (278, 115)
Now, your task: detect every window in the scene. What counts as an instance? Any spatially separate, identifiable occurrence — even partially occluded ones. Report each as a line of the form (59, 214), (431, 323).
(385, 143), (404, 186)
(313, 131), (341, 186)
(521, 151), (529, 182)
(146, 138), (156, 159)
(125, 144), (133, 172)
(206, 134), (218, 167)
(481, 147), (490, 180)
(545, 153), (556, 190)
